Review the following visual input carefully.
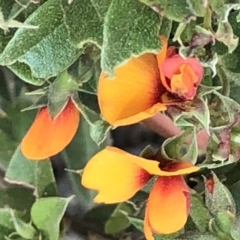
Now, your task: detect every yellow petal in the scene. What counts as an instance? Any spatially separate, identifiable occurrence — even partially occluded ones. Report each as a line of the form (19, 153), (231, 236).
(21, 99), (79, 160)
(156, 35), (168, 65)
(98, 53), (162, 126)
(146, 176), (190, 234)
(81, 147), (151, 203)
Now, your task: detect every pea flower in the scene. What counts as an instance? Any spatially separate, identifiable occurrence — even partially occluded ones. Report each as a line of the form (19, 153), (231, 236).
(98, 36), (204, 126)
(21, 98), (79, 160)
(82, 146), (199, 240)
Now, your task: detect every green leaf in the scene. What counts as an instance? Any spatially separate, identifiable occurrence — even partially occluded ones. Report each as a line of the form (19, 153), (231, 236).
(62, 117), (107, 208)
(210, 210), (235, 238)
(101, 0), (162, 76)
(0, 209), (15, 239)
(61, 0), (111, 47)
(5, 146), (57, 198)
(178, 231), (221, 240)
(230, 215), (240, 240)
(11, 210), (36, 239)
(230, 180), (240, 215)
(0, 0), (81, 81)
(31, 196), (73, 240)
(159, 17), (172, 38)
(139, 0), (197, 22)
(209, 0), (240, 21)
(169, 97), (210, 134)
(7, 62), (45, 86)
(161, 127), (198, 163)
(190, 194), (212, 232)
(48, 70), (78, 118)
(204, 172), (236, 216)
(215, 21), (239, 54)
(0, 186), (35, 214)
(72, 95), (111, 145)
(105, 202), (134, 234)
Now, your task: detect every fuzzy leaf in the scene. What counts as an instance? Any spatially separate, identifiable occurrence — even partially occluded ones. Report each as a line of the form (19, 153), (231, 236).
(60, 0), (111, 47)
(62, 117), (107, 208)
(0, 0), (81, 82)
(139, 0), (198, 22)
(31, 196), (73, 240)
(101, 0), (161, 76)
(190, 194), (212, 232)
(105, 202), (134, 234)
(204, 172), (236, 216)
(5, 146), (57, 198)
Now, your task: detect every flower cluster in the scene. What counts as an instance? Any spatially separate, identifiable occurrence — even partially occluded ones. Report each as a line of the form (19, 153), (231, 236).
(82, 36), (204, 239)
(20, 35), (203, 239)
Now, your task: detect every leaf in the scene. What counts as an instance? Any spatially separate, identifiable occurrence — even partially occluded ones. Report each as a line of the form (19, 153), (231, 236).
(124, 215), (183, 239)
(89, 120), (111, 146)
(230, 215), (240, 240)
(0, 186), (35, 214)
(204, 172), (236, 216)
(215, 21), (239, 54)
(159, 17), (172, 38)
(5, 146), (58, 198)
(7, 62), (45, 86)
(72, 95), (111, 145)
(230, 180), (240, 215)
(11, 210), (36, 240)
(168, 97), (210, 134)
(62, 117), (107, 208)
(60, 0), (111, 47)
(104, 202), (134, 234)
(177, 231), (221, 240)
(161, 127), (198, 163)
(101, 0), (162, 76)
(0, 209), (15, 239)
(31, 196), (73, 240)
(190, 194), (212, 232)
(209, 0), (240, 22)
(0, 0), (82, 81)
(48, 70), (78, 118)
(139, 0), (198, 22)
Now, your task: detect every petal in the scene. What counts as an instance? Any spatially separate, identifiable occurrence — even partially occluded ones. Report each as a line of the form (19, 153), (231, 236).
(161, 55), (203, 81)
(170, 64), (198, 99)
(135, 158), (199, 177)
(81, 147), (151, 203)
(82, 147), (199, 181)
(98, 54), (162, 126)
(144, 209), (154, 240)
(21, 99), (79, 160)
(146, 176), (191, 234)
(156, 35), (168, 65)
(109, 103), (166, 126)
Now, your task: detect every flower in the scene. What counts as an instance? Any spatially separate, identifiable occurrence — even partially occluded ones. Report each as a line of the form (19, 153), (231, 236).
(81, 146), (199, 240)
(21, 98), (79, 160)
(98, 36), (204, 126)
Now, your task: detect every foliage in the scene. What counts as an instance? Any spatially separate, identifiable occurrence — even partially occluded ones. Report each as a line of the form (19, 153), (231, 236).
(1, 0), (240, 239)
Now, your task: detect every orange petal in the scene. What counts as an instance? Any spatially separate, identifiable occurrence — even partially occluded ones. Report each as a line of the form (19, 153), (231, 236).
(21, 99), (79, 160)
(156, 35), (168, 65)
(98, 53), (162, 126)
(144, 208), (154, 240)
(81, 147), (151, 203)
(171, 64), (198, 99)
(146, 176), (190, 235)
(82, 147), (198, 180)
(161, 55), (203, 82)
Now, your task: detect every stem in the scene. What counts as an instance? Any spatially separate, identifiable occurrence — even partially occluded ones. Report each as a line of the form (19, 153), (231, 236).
(217, 65), (230, 97)
(203, 6), (212, 30)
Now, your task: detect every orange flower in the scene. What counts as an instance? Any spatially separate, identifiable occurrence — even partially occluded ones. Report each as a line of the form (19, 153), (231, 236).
(98, 36), (203, 126)
(21, 98), (79, 160)
(81, 146), (199, 240)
